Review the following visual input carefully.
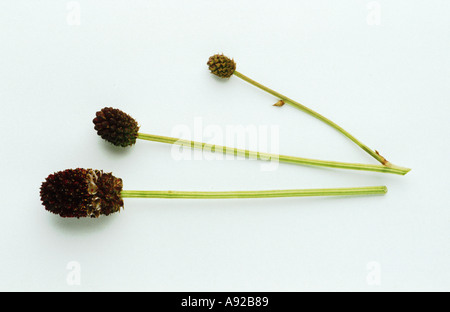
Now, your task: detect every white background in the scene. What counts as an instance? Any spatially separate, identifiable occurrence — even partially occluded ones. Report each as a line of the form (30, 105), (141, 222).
(0, 0), (449, 292)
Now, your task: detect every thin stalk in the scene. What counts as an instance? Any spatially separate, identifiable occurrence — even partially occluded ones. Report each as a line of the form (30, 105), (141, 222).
(233, 70), (402, 168)
(121, 186), (387, 199)
(137, 133), (411, 175)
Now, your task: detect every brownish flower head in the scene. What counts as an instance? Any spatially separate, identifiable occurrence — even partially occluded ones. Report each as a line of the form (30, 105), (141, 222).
(40, 168), (124, 218)
(207, 54), (236, 78)
(93, 107), (140, 147)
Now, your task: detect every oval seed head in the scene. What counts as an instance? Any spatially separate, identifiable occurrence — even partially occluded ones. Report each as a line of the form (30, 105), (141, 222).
(40, 168), (124, 218)
(93, 107), (140, 147)
(207, 54), (236, 78)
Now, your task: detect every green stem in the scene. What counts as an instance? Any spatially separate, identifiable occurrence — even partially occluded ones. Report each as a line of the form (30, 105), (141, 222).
(233, 70), (395, 166)
(121, 186), (387, 199)
(137, 133), (411, 175)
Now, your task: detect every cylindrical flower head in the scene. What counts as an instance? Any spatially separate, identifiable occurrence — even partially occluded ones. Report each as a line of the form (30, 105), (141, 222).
(207, 54), (236, 78)
(40, 168), (124, 218)
(93, 107), (140, 147)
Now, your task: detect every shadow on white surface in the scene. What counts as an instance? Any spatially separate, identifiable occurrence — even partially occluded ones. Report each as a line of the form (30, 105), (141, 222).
(48, 214), (118, 234)
(97, 140), (134, 157)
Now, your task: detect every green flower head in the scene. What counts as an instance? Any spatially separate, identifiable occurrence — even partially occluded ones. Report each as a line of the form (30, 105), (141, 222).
(207, 54), (236, 78)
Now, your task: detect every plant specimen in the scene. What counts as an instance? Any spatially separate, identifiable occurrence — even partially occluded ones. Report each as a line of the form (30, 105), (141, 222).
(40, 168), (388, 218)
(206, 54), (410, 175)
(93, 107), (408, 175)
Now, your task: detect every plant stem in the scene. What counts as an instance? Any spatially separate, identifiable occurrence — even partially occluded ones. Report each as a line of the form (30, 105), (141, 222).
(137, 133), (410, 175)
(233, 70), (397, 166)
(121, 186), (387, 199)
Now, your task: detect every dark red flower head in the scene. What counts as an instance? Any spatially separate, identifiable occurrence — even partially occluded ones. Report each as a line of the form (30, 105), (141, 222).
(207, 54), (236, 78)
(93, 107), (140, 147)
(40, 168), (124, 218)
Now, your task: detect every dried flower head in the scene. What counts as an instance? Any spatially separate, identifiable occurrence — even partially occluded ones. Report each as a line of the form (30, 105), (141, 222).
(93, 107), (140, 147)
(40, 168), (124, 218)
(207, 54), (236, 78)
